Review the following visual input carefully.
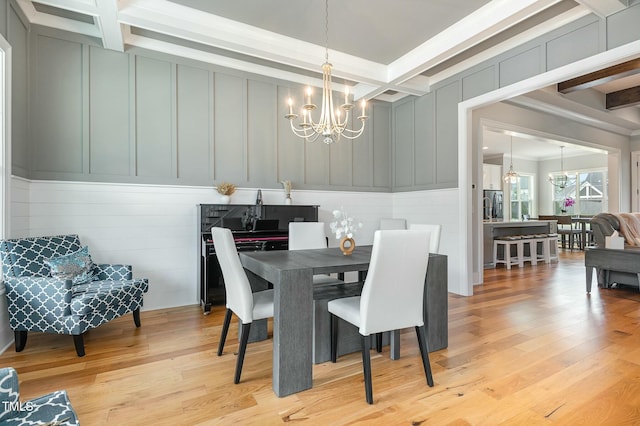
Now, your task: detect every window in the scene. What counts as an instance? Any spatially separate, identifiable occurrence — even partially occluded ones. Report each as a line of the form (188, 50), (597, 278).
(551, 169), (607, 215)
(510, 174), (533, 220)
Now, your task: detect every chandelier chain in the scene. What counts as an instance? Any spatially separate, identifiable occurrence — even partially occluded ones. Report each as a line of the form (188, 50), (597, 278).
(325, 0), (329, 63)
(283, 0), (368, 144)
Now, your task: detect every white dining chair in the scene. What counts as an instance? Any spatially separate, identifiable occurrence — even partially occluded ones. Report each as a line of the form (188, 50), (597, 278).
(379, 218), (407, 230)
(212, 227), (274, 384)
(328, 229), (434, 404)
(289, 222), (345, 286)
(409, 223), (442, 253)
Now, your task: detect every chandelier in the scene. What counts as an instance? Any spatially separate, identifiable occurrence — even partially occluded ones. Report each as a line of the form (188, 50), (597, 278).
(284, 0), (368, 144)
(503, 136), (519, 183)
(548, 146), (568, 189)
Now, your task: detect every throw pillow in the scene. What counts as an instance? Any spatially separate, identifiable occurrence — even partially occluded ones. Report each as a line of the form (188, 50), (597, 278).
(45, 246), (95, 285)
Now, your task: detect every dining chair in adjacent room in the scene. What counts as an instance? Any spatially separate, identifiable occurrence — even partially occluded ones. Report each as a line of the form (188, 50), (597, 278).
(379, 218), (407, 230)
(408, 223), (442, 253)
(328, 230), (434, 404)
(556, 215), (581, 250)
(288, 222), (344, 286)
(211, 227), (274, 384)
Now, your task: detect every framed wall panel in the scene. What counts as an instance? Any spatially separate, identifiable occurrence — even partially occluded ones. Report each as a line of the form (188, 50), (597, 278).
(89, 47), (130, 176)
(135, 55), (173, 178)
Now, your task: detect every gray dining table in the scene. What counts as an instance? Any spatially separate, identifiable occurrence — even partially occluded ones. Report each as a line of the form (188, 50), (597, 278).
(239, 245), (447, 397)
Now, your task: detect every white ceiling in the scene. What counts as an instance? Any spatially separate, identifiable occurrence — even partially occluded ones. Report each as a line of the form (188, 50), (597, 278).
(15, 0), (640, 157)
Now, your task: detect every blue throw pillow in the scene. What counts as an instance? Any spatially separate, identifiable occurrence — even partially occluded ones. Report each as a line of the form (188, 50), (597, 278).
(45, 246), (95, 285)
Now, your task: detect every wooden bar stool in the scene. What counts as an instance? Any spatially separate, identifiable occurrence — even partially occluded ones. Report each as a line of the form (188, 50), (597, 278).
(493, 236), (523, 269)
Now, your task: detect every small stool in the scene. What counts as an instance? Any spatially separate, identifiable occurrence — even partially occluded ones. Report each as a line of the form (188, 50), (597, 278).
(546, 233), (559, 262)
(531, 234), (551, 264)
(520, 237), (537, 266)
(494, 236), (523, 269)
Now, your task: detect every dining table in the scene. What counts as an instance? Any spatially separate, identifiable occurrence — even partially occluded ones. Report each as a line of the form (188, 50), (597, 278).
(239, 245), (448, 397)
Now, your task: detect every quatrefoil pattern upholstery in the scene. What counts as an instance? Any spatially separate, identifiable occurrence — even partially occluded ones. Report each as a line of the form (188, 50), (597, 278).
(1, 234), (148, 342)
(0, 367), (79, 425)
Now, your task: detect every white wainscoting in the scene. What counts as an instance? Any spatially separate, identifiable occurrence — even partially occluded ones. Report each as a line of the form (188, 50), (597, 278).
(392, 188), (464, 295)
(1, 178), (467, 352)
(11, 178), (395, 312)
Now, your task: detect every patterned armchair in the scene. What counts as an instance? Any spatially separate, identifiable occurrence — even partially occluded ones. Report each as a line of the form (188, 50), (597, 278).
(0, 234), (149, 357)
(0, 367), (79, 425)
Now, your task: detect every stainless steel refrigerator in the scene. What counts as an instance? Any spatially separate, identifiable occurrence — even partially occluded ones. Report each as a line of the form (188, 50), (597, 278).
(483, 190), (503, 220)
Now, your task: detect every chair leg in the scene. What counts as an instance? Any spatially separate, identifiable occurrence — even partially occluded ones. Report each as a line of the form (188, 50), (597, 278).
(376, 333), (383, 353)
(133, 308), (141, 327)
(234, 323), (251, 384)
(218, 308), (232, 356)
(361, 335), (373, 404)
(330, 314), (338, 363)
(73, 334), (86, 357)
(14, 330), (27, 352)
(415, 326), (434, 387)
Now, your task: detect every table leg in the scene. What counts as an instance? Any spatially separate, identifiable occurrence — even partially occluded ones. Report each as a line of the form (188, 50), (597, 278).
(272, 268), (313, 397)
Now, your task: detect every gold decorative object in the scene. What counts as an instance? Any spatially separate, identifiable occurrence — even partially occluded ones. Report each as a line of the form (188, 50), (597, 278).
(339, 236), (355, 256)
(330, 208), (362, 256)
(215, 182), (237, 195)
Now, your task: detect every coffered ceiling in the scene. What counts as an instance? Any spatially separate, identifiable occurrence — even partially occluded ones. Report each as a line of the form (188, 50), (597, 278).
(13, 0), (640, 152)
(16, 0), (625, 101)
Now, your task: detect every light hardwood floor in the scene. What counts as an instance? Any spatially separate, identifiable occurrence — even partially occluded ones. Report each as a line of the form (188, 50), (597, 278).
(2, 250), (640, 425)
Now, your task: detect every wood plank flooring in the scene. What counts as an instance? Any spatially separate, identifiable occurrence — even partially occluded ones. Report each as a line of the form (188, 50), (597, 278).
(2, 250), (640, 424)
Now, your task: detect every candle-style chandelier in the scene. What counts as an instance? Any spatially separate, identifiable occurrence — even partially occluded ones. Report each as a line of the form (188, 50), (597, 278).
(284, 0), (368, 144)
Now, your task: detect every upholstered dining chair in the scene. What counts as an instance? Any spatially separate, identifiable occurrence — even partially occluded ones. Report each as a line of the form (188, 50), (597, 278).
(328, 229), (434, 404)
(289, 222), (345, 286)
(408, 223), (442, 253)
(212, 227), (274, 384)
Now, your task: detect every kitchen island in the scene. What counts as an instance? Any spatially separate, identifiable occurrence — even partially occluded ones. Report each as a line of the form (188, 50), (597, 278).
(483, 220), (557, 268)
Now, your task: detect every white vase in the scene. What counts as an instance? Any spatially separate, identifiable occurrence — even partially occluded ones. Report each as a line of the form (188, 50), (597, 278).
(219, 194), (231, 204)
(285, 196), (292, 205)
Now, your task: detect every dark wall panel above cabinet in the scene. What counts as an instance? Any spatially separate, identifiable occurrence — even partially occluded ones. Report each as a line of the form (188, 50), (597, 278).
(32, 35), (83, 174)
(214, 73), (246, 183)
(135, 56), (173, 178)
(177, 64), (211, 182)
(89, 47), (130, 176)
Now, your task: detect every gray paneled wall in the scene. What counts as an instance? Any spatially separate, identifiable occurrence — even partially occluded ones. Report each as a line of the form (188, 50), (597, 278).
(391, 5), (640, 192)
(11, 17), (392, 192)
(4, 1), (640, 193)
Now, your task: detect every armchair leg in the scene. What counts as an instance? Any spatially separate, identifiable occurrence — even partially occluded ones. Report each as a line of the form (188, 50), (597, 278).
(415, 326), (434, 387)
(376, 333), (383, 353)
(73, 334), (86, 357)
(133, 308), (141, 327)
(14, 331), (27, 352)
(361, 334), (373, 404)
(218, 308), (232, 356)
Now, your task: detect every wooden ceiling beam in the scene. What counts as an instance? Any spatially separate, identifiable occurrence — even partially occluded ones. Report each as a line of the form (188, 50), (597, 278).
(606, 86), (640, 110)
(557, 58), (640, 93)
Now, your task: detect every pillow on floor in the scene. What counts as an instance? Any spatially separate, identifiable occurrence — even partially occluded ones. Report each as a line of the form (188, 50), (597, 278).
(45, 246), (95, 285)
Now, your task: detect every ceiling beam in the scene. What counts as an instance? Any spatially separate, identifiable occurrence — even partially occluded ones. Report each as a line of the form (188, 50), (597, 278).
(557, 58), (640, 93)
(606, 86), (640, 109)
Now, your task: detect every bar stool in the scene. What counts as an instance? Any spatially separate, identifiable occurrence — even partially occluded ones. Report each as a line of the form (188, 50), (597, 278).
(520, 237), (537, 266)
(493, 236), (523, 269)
